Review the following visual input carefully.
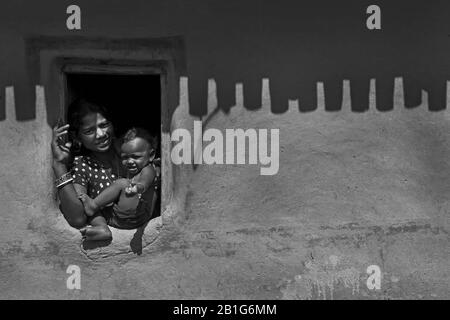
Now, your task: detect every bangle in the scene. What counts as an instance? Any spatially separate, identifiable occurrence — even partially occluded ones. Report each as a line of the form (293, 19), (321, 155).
(56, 179), (73, 189)
(55, 172), (73, 189)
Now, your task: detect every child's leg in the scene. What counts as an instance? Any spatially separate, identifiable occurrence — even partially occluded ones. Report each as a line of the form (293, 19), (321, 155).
(93, 178), (129, 207)
(79, 178), (130, 216)
(80, 215), (112, 241)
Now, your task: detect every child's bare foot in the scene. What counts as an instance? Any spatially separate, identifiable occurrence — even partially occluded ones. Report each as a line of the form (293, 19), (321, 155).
(78, 193), (99, 216)
(80, 225), (112, 241)
(79, 226), (88, 239)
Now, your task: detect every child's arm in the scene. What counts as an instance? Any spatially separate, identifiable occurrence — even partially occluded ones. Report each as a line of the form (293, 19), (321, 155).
(126, 165), (156, 196)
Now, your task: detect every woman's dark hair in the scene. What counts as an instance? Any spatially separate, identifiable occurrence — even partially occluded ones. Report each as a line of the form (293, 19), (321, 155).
(67, 99), (113, 154)
(68, 99), (111, 135)
(122, 127), (158, 151)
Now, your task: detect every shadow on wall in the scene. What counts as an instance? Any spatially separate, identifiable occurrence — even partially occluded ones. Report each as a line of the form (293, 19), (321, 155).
(182, 0), (449, 115)
(81, 220), (148, 254)
(0, 1), (447, 121)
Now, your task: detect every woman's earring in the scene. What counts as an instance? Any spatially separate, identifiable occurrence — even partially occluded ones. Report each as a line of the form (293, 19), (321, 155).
(72, 139), (82, 153)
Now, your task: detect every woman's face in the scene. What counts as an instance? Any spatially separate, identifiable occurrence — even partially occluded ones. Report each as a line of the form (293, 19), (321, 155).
(77, 112), (114, 153)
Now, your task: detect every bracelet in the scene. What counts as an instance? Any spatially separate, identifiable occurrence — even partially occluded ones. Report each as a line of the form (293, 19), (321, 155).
(56, 178), (73, 189)
(55, 172), (74, 189)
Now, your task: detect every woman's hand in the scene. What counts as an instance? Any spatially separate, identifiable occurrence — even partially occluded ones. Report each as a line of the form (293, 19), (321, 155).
(51, 122), (72, 165)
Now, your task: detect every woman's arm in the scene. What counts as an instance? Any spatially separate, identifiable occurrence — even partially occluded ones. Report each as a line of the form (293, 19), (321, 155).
(53, 161), (87, 228)
(51, 124), (87, 228)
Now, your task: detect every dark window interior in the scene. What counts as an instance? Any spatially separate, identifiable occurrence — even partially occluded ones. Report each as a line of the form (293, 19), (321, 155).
(65, 73), (161, 219)
(65, 74), (161, 144)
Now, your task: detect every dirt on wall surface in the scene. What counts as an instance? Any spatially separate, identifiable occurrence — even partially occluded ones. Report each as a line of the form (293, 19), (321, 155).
(0, 0), (449, 300)
(178, 79), (450, 299)
(0, 81), (448, 299)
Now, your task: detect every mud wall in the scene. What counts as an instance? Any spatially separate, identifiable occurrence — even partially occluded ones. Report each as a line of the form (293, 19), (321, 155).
(0, 0), (449, 299)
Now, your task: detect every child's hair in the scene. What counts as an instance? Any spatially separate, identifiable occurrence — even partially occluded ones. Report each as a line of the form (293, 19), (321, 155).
(122, 127), (158, 152)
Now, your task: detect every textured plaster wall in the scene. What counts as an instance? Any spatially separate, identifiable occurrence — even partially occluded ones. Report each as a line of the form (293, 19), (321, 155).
(0, 0), (449, 299)
(0, 79), (449, 299)
(175, 78), (450, 299)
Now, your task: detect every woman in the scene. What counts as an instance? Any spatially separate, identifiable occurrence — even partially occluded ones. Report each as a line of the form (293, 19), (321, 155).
(51, 99), (125, 241)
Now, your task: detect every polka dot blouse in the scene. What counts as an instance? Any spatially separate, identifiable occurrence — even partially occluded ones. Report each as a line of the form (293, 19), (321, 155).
(72, 156), (118, 197)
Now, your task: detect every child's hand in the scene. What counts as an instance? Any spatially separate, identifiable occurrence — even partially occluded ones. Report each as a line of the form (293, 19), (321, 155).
(124, 184), (139, 197)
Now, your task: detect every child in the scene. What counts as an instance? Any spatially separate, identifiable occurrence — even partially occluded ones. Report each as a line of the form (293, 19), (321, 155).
(79, 127), (158, 232)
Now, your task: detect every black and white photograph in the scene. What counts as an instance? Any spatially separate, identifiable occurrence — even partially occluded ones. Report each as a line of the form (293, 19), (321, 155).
(0, 0), (448, 306)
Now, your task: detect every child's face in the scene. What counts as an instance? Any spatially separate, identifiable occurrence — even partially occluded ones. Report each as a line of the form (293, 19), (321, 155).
(120, 137), (153, 175)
